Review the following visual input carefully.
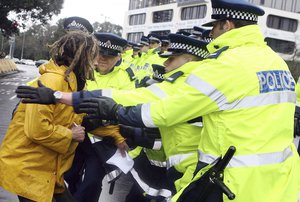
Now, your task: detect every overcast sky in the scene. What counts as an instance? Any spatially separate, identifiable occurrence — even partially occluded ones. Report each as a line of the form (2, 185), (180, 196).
(51, 0), (130, 26)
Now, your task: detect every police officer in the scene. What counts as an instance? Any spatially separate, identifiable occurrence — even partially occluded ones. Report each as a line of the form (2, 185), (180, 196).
(73, 0), (299, 202)
(15, 33), (210, 201)
(137, 34), (167, 87)
(65, 32), (134, 202)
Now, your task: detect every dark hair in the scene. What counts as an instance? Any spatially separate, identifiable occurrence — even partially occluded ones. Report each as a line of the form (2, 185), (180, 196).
(228, 19), (257, 28)
(48, 31), (98, 86)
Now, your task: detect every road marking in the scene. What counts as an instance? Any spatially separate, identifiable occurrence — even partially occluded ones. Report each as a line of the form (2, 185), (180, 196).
(9, 95), (16, 100)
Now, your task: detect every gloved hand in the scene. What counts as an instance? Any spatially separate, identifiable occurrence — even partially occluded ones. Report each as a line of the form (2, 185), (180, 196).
(120, 125), (161, 149)
(78, 97), (122, 120)
(120, 125), (161, 139)
(15, 80), (56, 104)
(81, 117), (104, 132)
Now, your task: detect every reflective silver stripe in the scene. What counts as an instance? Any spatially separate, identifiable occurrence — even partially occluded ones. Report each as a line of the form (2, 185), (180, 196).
(186, 74), (296, 111)
(89, 135), (103, 144)
(152, 139), (162, 150)
(105, 168), (122, 182)
(166, 153), (194, 169)
(190, 122), (203, 127)
(141, 103), (157, 128)
(146, 84), (167, 98)
(148, 159), (167, 168)
(198, 146), (293, 167)
(130, 168), (172, 198)
(102, 89), (112, 98)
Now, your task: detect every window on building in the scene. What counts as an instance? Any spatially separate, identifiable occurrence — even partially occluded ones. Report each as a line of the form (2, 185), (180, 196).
(127, 32), (144, 43)
(129, 13), (146, 25)
(129, 0), (149, 10)
(293, 0), (300, 13)
(181, 5), (207, 20)
(129, 0), (176, 10)
(153, 10), (173, 23)
(267, 15), (298, 32)
(151, 0), (176, 6)
(265, 38), (295, 54)
(150, 30), (171, 36)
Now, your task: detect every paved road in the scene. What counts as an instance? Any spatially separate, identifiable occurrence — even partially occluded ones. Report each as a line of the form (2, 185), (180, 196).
(0, 64), (39, 201)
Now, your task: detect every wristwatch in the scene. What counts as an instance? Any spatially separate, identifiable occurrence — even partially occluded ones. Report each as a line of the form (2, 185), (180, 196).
(53, 91), (63, 102)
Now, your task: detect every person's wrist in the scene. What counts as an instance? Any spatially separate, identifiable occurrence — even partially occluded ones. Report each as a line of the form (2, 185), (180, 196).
(53, 91), (63, 103)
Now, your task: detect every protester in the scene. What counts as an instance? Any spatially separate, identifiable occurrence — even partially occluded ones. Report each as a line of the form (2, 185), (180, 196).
(0, 31), (98, 202)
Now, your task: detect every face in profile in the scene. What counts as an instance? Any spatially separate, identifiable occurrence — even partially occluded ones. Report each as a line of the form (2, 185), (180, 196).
(95, 52), (120, 75)
(163, 54), (192, 73)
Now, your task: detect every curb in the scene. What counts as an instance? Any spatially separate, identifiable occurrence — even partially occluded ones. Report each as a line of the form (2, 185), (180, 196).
(0, 70), (22, 78)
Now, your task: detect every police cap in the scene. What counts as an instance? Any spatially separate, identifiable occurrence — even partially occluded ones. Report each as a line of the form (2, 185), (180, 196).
(160, 34), (209, 59)
(63, 16), (93, 33)
(160, 36), (170, 46)
(140, 35), (149, 46)
(192, 26), (206, 37)
(94, 32), (128, 56)
(202, 0), (265, 27)
(148, 33), (161, 43)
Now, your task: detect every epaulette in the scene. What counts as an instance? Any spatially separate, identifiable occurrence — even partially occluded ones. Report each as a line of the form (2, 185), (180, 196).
(166, 71), (184, 83)
(207, 46), (229, 59)
(153, 47), (160, 54)
(125, 67), (136, 81)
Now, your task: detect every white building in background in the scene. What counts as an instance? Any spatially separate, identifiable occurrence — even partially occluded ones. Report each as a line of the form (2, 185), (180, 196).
(122, 0), (300, 61)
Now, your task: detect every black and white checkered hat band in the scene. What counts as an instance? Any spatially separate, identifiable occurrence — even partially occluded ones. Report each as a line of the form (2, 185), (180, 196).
(67, 20), (88, 32)
(153, 70), (164, 80)
(213, 8), (258, 21)
(170, 42), (210, 58)
(99, 41), (123, 52)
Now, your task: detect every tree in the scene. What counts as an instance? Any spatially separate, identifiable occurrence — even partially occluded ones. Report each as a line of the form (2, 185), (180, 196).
(93, 21), (123, 36)
(0, 0), (64, 37)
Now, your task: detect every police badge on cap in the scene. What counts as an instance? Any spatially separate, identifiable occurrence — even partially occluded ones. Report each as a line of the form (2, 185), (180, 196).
(94, 32), (128, 56)
(63, 16), (93, 33)
(202, 0), (265, 27)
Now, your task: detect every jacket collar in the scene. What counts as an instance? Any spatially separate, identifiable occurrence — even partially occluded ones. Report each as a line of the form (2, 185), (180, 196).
(207, 25), (265, 54)
(39, 59), (77, 91)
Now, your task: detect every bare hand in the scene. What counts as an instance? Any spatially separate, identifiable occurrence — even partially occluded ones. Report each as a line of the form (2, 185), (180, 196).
(117, 141), (129, 157)
(71, 124), (85, 142)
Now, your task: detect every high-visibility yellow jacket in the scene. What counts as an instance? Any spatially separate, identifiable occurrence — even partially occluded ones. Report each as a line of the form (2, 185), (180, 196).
(86, 66), (136, 144)
(116, 25), (300, 202)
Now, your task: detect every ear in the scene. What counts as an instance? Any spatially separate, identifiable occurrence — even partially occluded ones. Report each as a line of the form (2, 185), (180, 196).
(225, 20), (235, 31)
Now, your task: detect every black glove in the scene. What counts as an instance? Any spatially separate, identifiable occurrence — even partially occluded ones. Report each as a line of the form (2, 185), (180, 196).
(120, 125), (161, 148)
(120, 125), (161, 139)
(77, 97), (122, 120)
(15, 80), (56, 104)
(81, 117), (104, 132)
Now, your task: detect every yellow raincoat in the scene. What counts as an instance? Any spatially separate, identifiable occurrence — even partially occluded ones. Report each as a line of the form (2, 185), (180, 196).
(0, 60), (83, 201)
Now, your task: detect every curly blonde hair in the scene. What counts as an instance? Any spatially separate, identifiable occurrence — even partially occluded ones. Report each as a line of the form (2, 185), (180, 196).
(48, 31), (98, 83)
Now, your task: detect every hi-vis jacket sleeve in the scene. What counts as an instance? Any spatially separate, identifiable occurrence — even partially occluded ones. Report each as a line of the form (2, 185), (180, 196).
(117, 81), (219, 128)
(116, 62), (227, 128)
